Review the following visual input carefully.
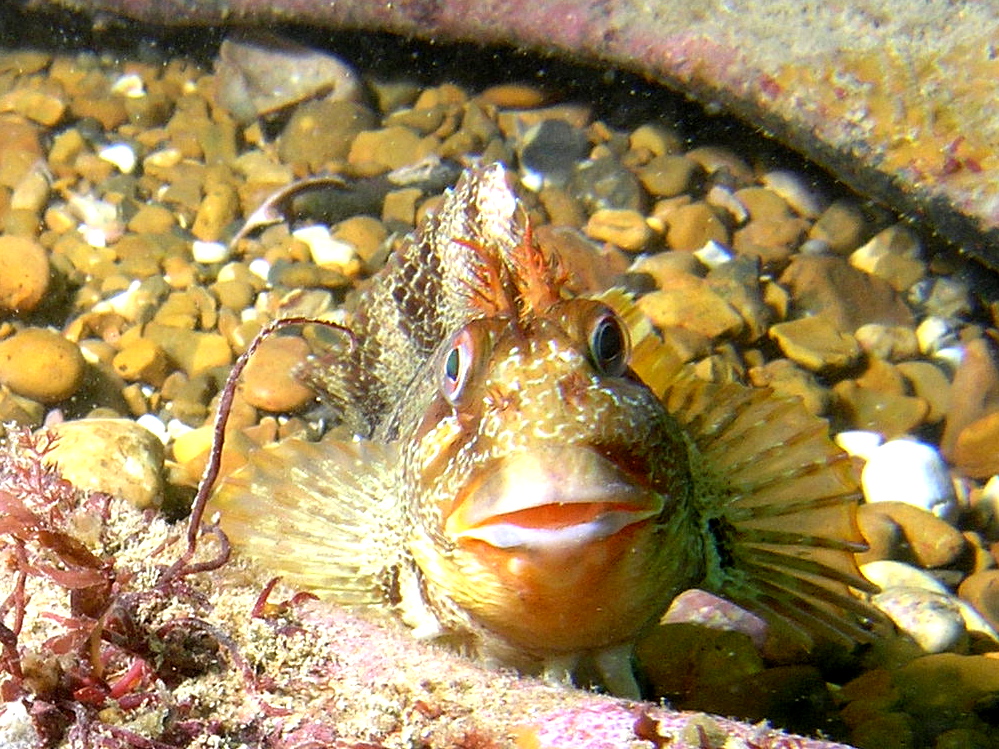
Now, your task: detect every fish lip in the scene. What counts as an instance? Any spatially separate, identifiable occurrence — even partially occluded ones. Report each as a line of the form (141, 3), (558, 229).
(444, 446), (665, 549)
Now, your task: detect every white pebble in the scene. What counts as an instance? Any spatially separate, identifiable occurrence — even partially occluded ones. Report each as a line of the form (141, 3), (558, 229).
(292, 225), (356, 268)
(136, 413), (169, 444)
(861, 439), (957, 520)
(99, 143), (137, 174)
(192, 240), (230, 264)
(706, 185), (749, 224)
(834, 430), (883, 461)
(915, 315), (959, 355)
(248, 258), (272, 281)
(761, 170), (825, 218)
(932, 345), (965, 371)
(166, 418), (195, 441)
(861, 560), (948, 594)
(110, 72), (146, 98)
(520, 169), (544, 193)
(94, 279), (142, 319)
(693, 239), (733, 268)
(871, 587), (966, 653)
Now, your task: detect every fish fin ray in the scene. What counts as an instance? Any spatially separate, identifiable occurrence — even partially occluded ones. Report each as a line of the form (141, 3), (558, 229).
(665, 374), (875, 648)
(210, 437), (404, 605)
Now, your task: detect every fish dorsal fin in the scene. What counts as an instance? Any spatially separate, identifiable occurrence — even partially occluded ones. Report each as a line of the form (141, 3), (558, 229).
(210, 437), (404, 605)
(305, 163), (525, 439)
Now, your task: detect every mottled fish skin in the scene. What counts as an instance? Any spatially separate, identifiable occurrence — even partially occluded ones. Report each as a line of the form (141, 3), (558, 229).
(213, 162), (877, 694)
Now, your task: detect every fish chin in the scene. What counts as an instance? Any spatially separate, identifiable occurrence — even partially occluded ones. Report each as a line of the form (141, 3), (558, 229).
(444, 447), (665, 551)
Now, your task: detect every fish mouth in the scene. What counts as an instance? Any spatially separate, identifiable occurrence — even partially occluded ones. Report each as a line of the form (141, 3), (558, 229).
(444, 447), (665, 551)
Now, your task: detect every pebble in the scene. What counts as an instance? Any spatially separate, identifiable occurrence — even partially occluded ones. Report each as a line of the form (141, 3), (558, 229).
(171, 423), (253, 485)
(659, 589), (768, 649)
(871, 587), (967, 653)
(518, 118), (589, 188)
(348, 125), (430, 176)
(192, 240), (230, 264)
(215, 31), (361, 124)
(0, 235), (49, 314)
(143, 322), (232, 377)
(331, 216), (388, 265)
(584, 208), (653, 251)
(0, 327), (85, 403)
(760, 170), (825, 219)
(768, 315), (861, 371)
(832, 380), (929, 437)
(862, 560), (950, 594)
(39, 418), (164, 509)
(112, 338), (169, 387)
(808, 199), (867, 254)
(98, 142), (137, 174)
(477, 83), (545, 109)
(637, 279), (744, 339)
(663, 202), (729, 252)
(951, 411), (999, 479)
(942, 338), (999, 476)
(835, 430), (884, 460)
(778, 255), (914, 333)
(684, 145), (754, 184)
(732, 214), (810, 267)
(292, 225), (357, 269)
(854, 323), (919, 361)
(637, 154), (699, 198)
(278, 99), (377, 171)
(570, 156), (644, 212)
(859, 501), (965, 568)
(192, 179), (239, 242)
(850, 224), (926, 292)
(239, 335), (315, 412)
(628, 123), (682, 157)
(862, 439), (957, 519)
(957, 570), (999, 632)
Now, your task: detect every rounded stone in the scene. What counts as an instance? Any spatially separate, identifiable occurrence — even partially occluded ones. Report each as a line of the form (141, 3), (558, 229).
(637, 154), (700, 198)
(278, 100), (378, 171)
(957, 570), (999, 632)
(0, 235), (49, 314)
(39, 418), (165, 509)
(347, 125), (429, 175)
(809, 199), (867, 254)
(861, 439), (958, 520)
(769, 315), (861, 371)
(859, 501), (966, 568)
(584, 208), (653, 251)
(664, 202), (729, 252)
(112, 338), (169, 387)
(0, 328), (85, 403)
(871, 587), (967, 654)
(240, 336), (315, 412)
(952, 410), (999, 479)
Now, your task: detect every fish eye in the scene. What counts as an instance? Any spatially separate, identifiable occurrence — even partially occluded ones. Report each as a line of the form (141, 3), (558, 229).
(440, 327), (477, 406)
(588, 311), (629, 377)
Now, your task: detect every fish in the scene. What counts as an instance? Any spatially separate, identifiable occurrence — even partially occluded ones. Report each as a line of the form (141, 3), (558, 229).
(209, 162), (877, 696)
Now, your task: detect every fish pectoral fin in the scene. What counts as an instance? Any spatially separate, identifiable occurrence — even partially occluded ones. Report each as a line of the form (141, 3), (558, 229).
(667, 375), (883, 649)
(209, 436), (404, 605)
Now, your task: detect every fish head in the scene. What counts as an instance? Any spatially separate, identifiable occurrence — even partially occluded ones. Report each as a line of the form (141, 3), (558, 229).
(406, 296), (706, 654)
